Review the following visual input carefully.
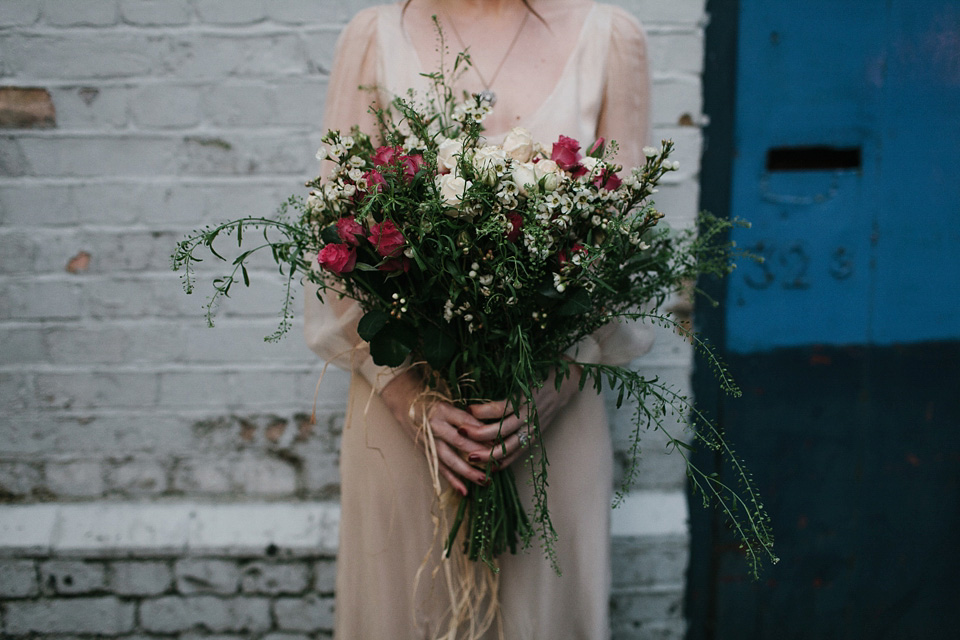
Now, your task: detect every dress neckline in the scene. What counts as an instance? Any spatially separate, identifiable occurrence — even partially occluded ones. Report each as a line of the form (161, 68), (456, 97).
(389, 2), (600, 140)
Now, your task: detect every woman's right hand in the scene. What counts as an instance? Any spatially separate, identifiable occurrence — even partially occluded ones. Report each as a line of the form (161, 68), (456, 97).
(379, 370), (492, 497)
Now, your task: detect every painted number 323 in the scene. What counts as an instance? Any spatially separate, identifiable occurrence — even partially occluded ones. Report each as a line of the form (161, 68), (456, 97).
(742, 241), (854, 290)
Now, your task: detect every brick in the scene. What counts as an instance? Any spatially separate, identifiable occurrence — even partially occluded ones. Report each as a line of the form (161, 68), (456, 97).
(236, 453), (298, 497)
(0, 372), (33, 412)
(14, 135), (179, 177)
(48, 85), (130, 129)
(180, 321), (314, 365)
(266, 0), (349, 24)
(301, 446), (340, 497)
(120, 0), (193, 26)
(158, 370), (304, 409)
(42, 0), (119, 27)
(0, 2), (41, 26)
(43, 325), (130, 365)
(273, 594), (335, 632)
(0, 460), (43, 500)
(0, 87), (56, 128)
(4, 33), (159, 79)
(0, 325), (45, 364)
(140, 595), (271, 633)
(0, 560), (39, 598)
(312, 559), (336, 593)
(175, 132), (313, 176)
(107, 458), (169, 495)
(35, 372), (159, 410)
(615, 0), (706, 24)
(647, 31), (704, 75)
(110, 560), (173, 596)
(0, 414), (195, 455)
(171, 456), (236, 494)
(609, 587), (684, 625)
(163, 33), (308, 79)
(240, 561), (310, 595)
(40, 560), (107, 595)
(4, 597), (135, 634)
(612, 617), (687, 640)
(651, 77), (703, 128)
(44, 460), (104, 497)
(303, 27), (344, 75)
(196, 0), (266, 25)
(612, 535), (689, 589)
(131, 84), (202, 129)
(0, 280), (82, 320)
(174, 559), (240, 594)
(0, 134), (30, 176)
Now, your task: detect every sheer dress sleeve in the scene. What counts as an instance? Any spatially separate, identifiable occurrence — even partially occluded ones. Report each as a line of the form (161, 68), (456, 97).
(303, 8), (407, 392)
(569, 6), (655, 366)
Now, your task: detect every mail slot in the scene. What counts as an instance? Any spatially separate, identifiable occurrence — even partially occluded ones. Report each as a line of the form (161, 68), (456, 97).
(766, 145), (862, 171)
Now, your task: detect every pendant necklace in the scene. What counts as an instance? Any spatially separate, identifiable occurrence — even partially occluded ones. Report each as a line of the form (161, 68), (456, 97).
(440, 6), (531, 106)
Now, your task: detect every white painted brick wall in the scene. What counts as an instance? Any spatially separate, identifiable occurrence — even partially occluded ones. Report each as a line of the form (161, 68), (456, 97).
(0, 1), (707, 637)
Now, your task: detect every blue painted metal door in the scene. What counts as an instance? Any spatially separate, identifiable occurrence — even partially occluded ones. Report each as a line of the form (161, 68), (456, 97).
(689, 1), (960, 638)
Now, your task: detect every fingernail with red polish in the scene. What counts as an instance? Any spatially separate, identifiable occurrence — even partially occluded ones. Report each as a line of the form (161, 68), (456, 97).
(468, 453), (481, 463)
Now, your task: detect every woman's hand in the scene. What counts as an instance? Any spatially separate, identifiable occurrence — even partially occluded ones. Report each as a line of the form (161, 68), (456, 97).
(379, 369), (494, 497)
(461, 363), (583, 469)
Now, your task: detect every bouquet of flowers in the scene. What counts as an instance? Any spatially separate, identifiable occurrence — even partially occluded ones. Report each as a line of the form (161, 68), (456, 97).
(172, 66), (776, 577)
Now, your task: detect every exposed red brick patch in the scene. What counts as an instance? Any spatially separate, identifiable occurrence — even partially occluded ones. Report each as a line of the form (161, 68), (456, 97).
(0, 87), (56, 128)
(66, 251), (91, 273)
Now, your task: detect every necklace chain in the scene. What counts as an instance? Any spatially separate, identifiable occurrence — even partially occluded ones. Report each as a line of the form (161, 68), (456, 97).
(440, 5), (530, 106)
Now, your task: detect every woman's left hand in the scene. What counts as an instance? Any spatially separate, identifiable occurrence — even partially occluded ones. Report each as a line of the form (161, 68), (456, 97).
(461, 362), (582, 469)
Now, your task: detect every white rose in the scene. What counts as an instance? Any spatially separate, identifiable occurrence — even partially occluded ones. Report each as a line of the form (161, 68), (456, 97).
(472, 145), (507, 185)
(535, 159), (562, 192)
(502, 127), (535, 163)
(512, 162), (539, 195)
(436, 174), (472, 211)
(437, 137), (465, 174)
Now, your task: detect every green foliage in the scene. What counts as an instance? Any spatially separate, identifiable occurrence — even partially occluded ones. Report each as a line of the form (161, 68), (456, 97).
(171, 58), (776, 578)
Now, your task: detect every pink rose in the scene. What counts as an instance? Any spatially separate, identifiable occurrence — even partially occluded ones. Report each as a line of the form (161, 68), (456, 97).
(336, 217), (364, 246)
(400, 154), (426, 183)
(372, 145), (402, 167)
(378, 256), (411, 272)
(586, 137), (605, 158)
(367, 219), (405, 258)
(506, 212), (523, 242)
(317, 243), (357, 274)
(593, 169), (622, 191)
(551, 135), (582, 171)
(362, 169), (386, 193)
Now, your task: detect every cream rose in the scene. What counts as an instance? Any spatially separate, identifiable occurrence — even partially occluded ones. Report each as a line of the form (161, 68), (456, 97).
(437, 137), (465, 174)
(436, 174), (472, 211)
(535, 159), (562, 192)
(501, 127), (535, 163)
(472, 145), (507, 186)
(511, 162), (539, 195)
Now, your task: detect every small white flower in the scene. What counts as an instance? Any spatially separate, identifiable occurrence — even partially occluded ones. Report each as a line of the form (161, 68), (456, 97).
(315, 147), (327, 161)
(643, 146), (659, 158)
(348, 168), (364, 182)
(348, 155), (364, 168)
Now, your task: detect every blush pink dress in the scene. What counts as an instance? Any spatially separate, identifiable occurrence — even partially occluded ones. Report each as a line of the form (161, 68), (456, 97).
(304, 2), (653, 638)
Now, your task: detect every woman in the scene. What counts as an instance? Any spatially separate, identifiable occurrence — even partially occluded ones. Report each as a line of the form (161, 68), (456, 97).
(304, 1), (653, 637)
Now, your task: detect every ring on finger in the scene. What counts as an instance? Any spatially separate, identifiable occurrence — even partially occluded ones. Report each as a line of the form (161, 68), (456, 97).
(517, 426), (531, 448)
